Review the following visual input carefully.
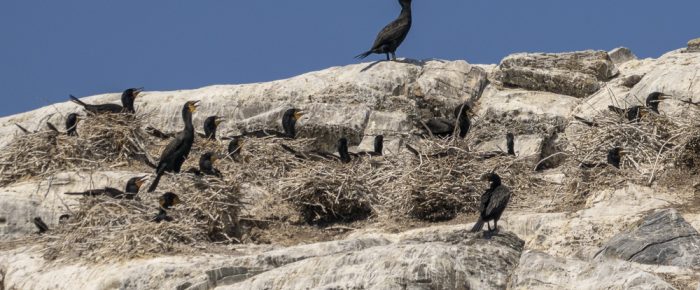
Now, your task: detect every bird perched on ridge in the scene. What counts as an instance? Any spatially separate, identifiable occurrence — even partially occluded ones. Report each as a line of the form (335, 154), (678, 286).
(356, 0), (412, 61)
(148, 101), (200, 192)
(69, 88), (143, 114)
(201, 116), (225, 140)
(423, 103), (471, 139)
(239, 109), (304, 139)
(471, 172), (511, 233)
(64, 176), (148, 199)
(608, 92), (669, 122)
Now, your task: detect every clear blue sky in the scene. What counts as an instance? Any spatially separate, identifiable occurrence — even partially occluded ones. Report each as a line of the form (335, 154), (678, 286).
(1, 1), (697, 116)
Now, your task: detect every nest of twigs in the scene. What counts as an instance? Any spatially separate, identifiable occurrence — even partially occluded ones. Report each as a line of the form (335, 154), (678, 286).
(41, 173), (242, 262)
(276, 158), (389, 224)
(0, 113), (153, 186)
(563, 111), (700, 198)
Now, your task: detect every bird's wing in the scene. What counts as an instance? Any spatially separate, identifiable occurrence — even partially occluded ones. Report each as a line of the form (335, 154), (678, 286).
(90, 104), (124, 113)
(158, 132), (188, 162)
(478, 190), (492, 214)
(425, 118), (454, 135)
(484, 186), (511, 217)
(371, 17), (411, 50)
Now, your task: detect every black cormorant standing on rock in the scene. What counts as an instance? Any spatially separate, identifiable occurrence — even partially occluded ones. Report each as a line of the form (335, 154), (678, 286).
(69, 88), (143, 114)
(148, 101), (199, 192)
(356, 0), (412, 61)
(608, 92), (668, 122)
(424, 103), (471, 138)
(64, 176), (148, 199)
(33, 217), (49, 234)
(241, 109), (304, 139)
(471, 172), (511, 233)
(202, 116), (225, 140)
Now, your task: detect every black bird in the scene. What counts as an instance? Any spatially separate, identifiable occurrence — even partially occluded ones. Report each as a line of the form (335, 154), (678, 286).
(579, 147), (627, 169)
(227, 137), (244, 159)
(69, 88), (142, 114)
(353, 135), (384, 157)
(153, 208), (173, 223)
(46, 122), (60, 133)
(201, 116), (225, 140)
(159, 192), (181, 209)
(14, 123), (30, 134)
(506, 133), (515, 156)
(148, 101), (200, 192)
(241, 109), (304, 139)
(608, 92), (669, 122)
(471, 172), (511, 233)
(33, 217), (49, 234)
(65, 176), (148, 199)
(65, 113), (82, 136)
(187, 152), (222, 177)
(337, 137), (352, 163)
(423, 103), (471, 138)
(356, 0), (412, 61)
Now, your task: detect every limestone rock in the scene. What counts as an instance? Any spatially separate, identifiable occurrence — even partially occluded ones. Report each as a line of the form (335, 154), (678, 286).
(495, 50), (618, 98)
(608, 47), (638, 65)
(511, 250), (675, 290)
(475, 134), (543, 158)
(595, 209), (700, 268)
(477, 87), (580, 121)
(688, 38), (700, 53)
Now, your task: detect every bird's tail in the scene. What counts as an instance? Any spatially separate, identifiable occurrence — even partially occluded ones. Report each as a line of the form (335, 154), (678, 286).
(355, 50), (373, 59)
(64, 192), (86, 196)
(470, 219), (485, 232)
(69, 95), (88, 107)
(14, 123), (30, 134)
(148, 171), (163, 193)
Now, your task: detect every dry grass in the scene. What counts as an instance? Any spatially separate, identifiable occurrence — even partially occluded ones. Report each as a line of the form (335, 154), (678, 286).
(0, 113), (154, 186)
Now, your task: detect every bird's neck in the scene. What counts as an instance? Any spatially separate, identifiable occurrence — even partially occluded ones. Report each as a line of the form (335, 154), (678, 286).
(339, 144), (351, 162)
(490, 177), (502, 190)
(374, 142), (383, 154)
(400, 5), (412, 18)
(284, 119), (296, 138)
(183, 110), (194, 131)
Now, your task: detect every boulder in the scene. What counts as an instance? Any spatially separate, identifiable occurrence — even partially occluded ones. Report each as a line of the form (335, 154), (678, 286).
(688, 38), (700, 53)
(475, 134), (543, 158)
(511, 250), (675, 290)
(494, 50), (618, 98)
(595, 209), (700, 268)
(476, 87), (580, 121)
(608, 47), (638, 65)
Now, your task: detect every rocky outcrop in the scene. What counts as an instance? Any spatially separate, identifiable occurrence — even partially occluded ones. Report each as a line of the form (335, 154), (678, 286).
(688, 38), (700, 53)
(511, 251), (676, 290)
(494, 50), (617, 98)
(595, 209), (700, 268)
(608, 47), (638, 65)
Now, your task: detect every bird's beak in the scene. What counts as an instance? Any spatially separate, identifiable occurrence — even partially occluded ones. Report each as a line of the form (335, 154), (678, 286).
(211, 155), (219, 162)
(215, 118), (225, 125)
(293, 111), (305, 120)
(189, 101), (200, 113)
(135, 176), (148, 188)
(133, 87), (144, 97)
(657, 93), (670, 100)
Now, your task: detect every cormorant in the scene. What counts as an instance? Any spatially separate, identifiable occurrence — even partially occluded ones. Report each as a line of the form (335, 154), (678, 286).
(227, 137), (243, 159)
(352, 135), (384, 157)
(471, 172), (511, 233)
(356, 0), (412, 61)
(69, 88), (143, 114)
(33, 217), (49, 234)
(579, 147), (627, 169)
(506, 133), (515, 156)
(423, 103), (471, 138)
(337, 137), (352, 163)
(241, 109), (304, 139)
(608, 92), (669, 122)
(148, 101), (200, 192)
(65, 176), (148, 199)
(201, 116), (225, 140)
(159, 192), (181, 209)
(187, 152), (222, 177)
(65, 113), (82, 136)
